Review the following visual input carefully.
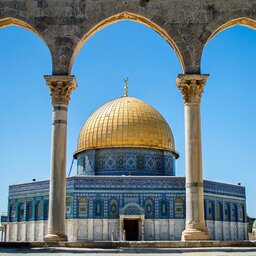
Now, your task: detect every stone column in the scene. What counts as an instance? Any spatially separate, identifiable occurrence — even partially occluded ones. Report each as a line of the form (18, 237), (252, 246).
(44, 75), (77, 241)
(176, 74), (210, 241)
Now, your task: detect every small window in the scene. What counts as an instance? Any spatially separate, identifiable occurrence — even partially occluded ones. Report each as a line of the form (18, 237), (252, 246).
(160, 200), (168, 217)
(95, 200), (102, 217)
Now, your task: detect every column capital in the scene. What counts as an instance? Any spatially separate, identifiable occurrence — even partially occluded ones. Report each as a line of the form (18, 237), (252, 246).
(45, 75), (77, 106)
(176, 74), (209, 104)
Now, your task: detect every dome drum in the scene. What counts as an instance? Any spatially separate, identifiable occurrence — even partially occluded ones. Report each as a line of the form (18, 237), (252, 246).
(77, 148), (176, 176)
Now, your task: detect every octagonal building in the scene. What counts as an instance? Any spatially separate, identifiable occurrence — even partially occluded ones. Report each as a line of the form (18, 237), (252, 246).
(4, 93), (247, 242)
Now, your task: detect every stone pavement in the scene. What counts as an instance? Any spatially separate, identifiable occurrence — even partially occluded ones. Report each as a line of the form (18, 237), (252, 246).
(1, 247), (256, 256)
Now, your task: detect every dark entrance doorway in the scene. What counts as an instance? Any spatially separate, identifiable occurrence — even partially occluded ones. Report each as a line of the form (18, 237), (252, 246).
(124, 219), (139, 241)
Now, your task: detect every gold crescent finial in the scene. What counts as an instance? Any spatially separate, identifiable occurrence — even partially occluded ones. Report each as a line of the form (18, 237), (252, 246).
(124, 77), (128, 97)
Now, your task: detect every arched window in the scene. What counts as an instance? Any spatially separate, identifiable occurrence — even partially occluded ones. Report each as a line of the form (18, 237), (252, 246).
(18, 203), (24, 222)
(207, 201), (215, 220)
(174, 198), (184, 218)
(78, 197), (88, 217)
(9, 203), (16, 222)
(94, 200), (102, 217)
(109, 198), (118, 218)
(35, 201), (42, 220)
(216, 202), (223, 221)
(224, 203), (230, 221)
(239, 204), (245, 222)
(231, 204), (238, 222)
(144, 199), (154, 218)
(26, 201), (33, 221)
(160, 199), (168, 217)
(44, 200), (49, 219)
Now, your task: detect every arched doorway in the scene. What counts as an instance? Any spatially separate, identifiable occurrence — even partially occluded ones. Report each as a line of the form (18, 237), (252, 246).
(119, 203), (145, 241)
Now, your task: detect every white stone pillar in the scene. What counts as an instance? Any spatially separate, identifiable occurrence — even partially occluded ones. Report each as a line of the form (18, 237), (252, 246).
(176, 74), (210, 241)
(44, 75), (77, 241)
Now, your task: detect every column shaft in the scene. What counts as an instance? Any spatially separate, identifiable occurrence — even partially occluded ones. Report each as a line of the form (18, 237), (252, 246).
(44, 76), (77, 241)
(176, 74), (210, 241)
(47, 105), (68, 239)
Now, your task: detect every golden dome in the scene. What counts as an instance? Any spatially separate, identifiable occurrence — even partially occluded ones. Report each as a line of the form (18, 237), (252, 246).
(74, 96), (178, 157)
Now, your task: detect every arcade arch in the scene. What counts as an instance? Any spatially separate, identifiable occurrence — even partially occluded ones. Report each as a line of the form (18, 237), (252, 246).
(0, 17), (50, 52)
(0, 24), (52, 219)
(0, 1), (255, 243)
(201, 24), (256, 227)
(205, 17), (256, 45)
(70, 12), (185, 74)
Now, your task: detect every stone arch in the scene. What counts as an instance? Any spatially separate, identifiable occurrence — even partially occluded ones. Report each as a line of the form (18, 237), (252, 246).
(0, 18), (39, 37)
(199, 16), (256, 65)
(0, 17), (53, 74)
(70, 11), (185, 74)
(205, 17), (256, 45)
(0, 17), (50, 50)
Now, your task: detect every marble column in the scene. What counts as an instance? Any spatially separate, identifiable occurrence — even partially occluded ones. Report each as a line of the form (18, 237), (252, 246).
(44, 75), (77, 241)
(176, 74), (210, 241)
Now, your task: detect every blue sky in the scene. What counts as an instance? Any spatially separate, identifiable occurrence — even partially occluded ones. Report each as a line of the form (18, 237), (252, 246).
(0, 21), (255, 217)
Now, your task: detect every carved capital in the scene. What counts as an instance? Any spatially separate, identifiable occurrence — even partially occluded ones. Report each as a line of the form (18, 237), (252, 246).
(176, 74), (208, 104)
(45, 75), (77, 106)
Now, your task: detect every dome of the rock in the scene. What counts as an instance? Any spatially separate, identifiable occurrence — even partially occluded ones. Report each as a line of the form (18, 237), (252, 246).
(74, 96), (178, 157)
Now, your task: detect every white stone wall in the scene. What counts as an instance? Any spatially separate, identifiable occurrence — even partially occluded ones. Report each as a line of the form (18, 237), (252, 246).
(26, 222), (34, 241)
(6, 219), (247, 242)
(230, 222), (238, 240)
(17, 222), (26, 241)
(206, 220), (215, 240)
(214, 221), (223, 240)
(223, 221), (231, 240)
(8, 223), (17, 242)
(35, 221), (45, 241)
(8, 221), (48, 242)
(159, 219), (169, 240)
(174, 219), (185, 240)
(108, 219), (119, 241)
(144, 219), (154, 241)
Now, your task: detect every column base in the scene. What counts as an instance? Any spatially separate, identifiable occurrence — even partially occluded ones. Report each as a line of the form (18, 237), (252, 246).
(44, 232), (68, 241)
(181, 229), (210, 241)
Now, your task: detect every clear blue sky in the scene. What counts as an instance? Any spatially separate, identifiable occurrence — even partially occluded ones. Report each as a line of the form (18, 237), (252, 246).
(0, 21), (255, 217)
